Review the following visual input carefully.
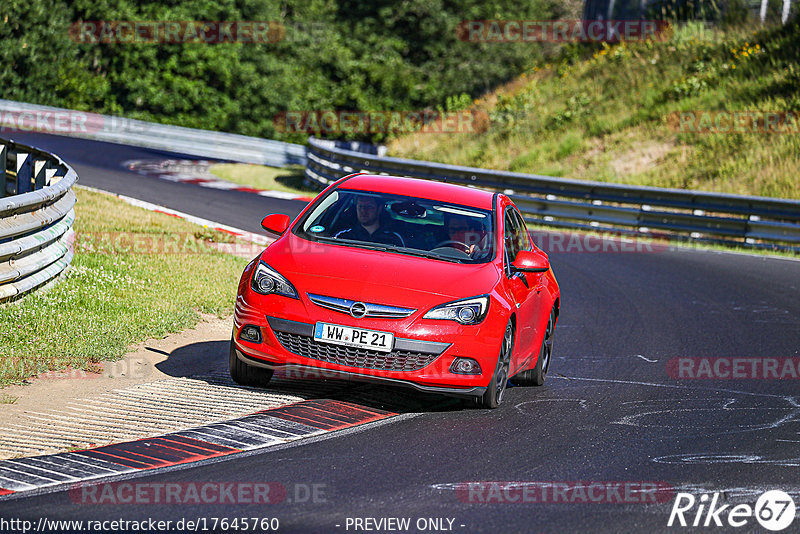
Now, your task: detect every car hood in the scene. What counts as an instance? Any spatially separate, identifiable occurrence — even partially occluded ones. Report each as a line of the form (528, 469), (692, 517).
(262, 235), (499, 304)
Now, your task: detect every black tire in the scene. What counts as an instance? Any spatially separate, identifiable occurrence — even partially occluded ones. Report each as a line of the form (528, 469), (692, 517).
(476, 320), (514, 409)
(229, 338), (274, 387)
(512, 306), (555, 387)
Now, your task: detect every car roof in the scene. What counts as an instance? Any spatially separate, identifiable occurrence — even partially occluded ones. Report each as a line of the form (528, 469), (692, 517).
(338, 174), (495, 210)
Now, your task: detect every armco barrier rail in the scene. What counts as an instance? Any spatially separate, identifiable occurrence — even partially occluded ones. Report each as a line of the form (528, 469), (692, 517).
(0, 99), (306, 167)
(305, 137), (800, 250)
(0, 137), (76, 302)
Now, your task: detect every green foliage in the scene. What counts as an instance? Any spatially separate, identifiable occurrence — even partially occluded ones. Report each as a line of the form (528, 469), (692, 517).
(549, 93), (592, 127)
(0, 0), (559, 142)
(390, 21), (800, 199)
(0, 0), (85, 105)
(443, 93), (473, 112)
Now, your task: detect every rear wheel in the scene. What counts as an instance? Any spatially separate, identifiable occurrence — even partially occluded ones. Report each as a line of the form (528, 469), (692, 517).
(476, 320), (514, 409)
(229, 338), (274, 387)
(512, 306), (555, 387)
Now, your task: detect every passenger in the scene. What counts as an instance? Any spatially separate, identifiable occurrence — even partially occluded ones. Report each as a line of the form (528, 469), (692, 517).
(335, 195), (405, 247)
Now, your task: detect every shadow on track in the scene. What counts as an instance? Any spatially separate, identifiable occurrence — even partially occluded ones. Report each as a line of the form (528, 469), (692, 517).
(154, 340), (465, 415)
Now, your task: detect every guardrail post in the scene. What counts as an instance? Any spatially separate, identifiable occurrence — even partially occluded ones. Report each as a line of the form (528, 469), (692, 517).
(16, 151), (33, 194)
(34, 159), (48, 190)
(45, 166), (58, 186)
(0, 144), (6, 198)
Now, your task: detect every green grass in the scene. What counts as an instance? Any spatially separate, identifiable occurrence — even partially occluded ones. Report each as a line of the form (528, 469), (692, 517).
(209, 164), (315, 196)
(0, 394), (17, 404)
(0, 188), (249, 387)
(389, 22), (800, 199)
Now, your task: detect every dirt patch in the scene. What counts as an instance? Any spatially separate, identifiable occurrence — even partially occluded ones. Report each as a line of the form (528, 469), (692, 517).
(609, 140), (674, 177)
(0, 314), (233, 430)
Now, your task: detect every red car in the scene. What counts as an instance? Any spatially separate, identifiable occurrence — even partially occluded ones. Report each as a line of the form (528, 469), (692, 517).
(231, 173), (559, 408)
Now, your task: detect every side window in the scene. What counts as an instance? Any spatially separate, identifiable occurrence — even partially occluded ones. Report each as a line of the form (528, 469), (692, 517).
(504, 209), (522, 263)
(504, 207), (531, 275)
(512, 209), (531, 253)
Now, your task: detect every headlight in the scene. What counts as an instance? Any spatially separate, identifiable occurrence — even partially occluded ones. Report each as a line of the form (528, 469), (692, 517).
(423, 295), (489, 325)
(250, 261), (298, 299)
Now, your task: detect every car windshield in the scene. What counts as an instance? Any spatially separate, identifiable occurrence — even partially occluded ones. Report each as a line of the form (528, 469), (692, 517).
(294, 189), (495, 263)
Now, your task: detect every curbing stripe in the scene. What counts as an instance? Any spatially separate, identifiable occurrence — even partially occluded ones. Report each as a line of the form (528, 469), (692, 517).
(0, 476), (38, 492)
(0, 399), (396, 498)
(55, 453), (136, 474)
(0, 460), (80, 482)
(8, 458), (114, 481)
(177, 423), (286, 448)
(156, 435), (238, 455)
(264, 399), (390, 431)
(221, 414), (320, 440)
(0, 465), (69, 485)
(173, 430), (256, 450)
(122, 159), (315, 202)
(88, 439), (228, 467)
(78, 450), (164, 470)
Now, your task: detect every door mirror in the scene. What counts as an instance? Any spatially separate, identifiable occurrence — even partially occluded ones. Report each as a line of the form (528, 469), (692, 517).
(261, 214), (291, 235)
(511, 250), (549, 273)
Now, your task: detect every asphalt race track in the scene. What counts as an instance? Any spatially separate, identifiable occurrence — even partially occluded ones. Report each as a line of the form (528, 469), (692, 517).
(2, 132), (799, 533)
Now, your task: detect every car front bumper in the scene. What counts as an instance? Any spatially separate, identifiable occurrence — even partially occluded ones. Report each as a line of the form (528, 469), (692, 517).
(233, 292), (504, 398)
(233, 345), (487, 399)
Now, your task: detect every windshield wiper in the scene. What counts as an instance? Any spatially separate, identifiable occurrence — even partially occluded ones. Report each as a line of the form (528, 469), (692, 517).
(382, 246), (467, 263)
(314, 238), (465, 262)
(316, 237), (389, 251)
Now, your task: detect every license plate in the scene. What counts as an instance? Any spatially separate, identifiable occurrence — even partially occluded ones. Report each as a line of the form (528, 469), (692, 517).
(313, 322), (394, 352)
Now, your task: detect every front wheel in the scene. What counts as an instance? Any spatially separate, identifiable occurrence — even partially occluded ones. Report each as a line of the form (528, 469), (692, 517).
(229, 338), (274, 387)
(512, 306), (555, 387)
(476, 320), (514, 409)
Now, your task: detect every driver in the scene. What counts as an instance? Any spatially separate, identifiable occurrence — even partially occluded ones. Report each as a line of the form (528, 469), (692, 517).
(444, 214), (488, 257)
(335, 195), (405, 247)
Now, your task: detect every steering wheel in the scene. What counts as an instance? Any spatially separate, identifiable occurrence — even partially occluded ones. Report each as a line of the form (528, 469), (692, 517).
(434, 240), (471, 254)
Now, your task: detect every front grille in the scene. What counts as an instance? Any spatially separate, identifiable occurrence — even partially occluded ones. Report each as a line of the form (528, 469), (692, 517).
(274, 331), (438, 372)
(307, 293), (416, 319)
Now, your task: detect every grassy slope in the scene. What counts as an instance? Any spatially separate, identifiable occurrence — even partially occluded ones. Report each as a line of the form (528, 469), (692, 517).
(209, 164), (314, 196)
(0, 188), (249, 386)
(388, 22), (800, 199)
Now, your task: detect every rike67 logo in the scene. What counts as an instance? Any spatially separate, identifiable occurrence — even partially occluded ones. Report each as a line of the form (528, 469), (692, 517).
(668, 490), (796, 531)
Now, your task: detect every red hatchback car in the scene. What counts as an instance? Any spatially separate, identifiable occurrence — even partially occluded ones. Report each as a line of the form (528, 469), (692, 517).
(231, 173), (559, 408)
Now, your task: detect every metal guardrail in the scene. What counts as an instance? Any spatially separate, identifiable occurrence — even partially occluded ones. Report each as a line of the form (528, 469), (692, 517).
(0, 99), (307, 168)
(1, 138), (77, 302)
(305, 137), (800, 250)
